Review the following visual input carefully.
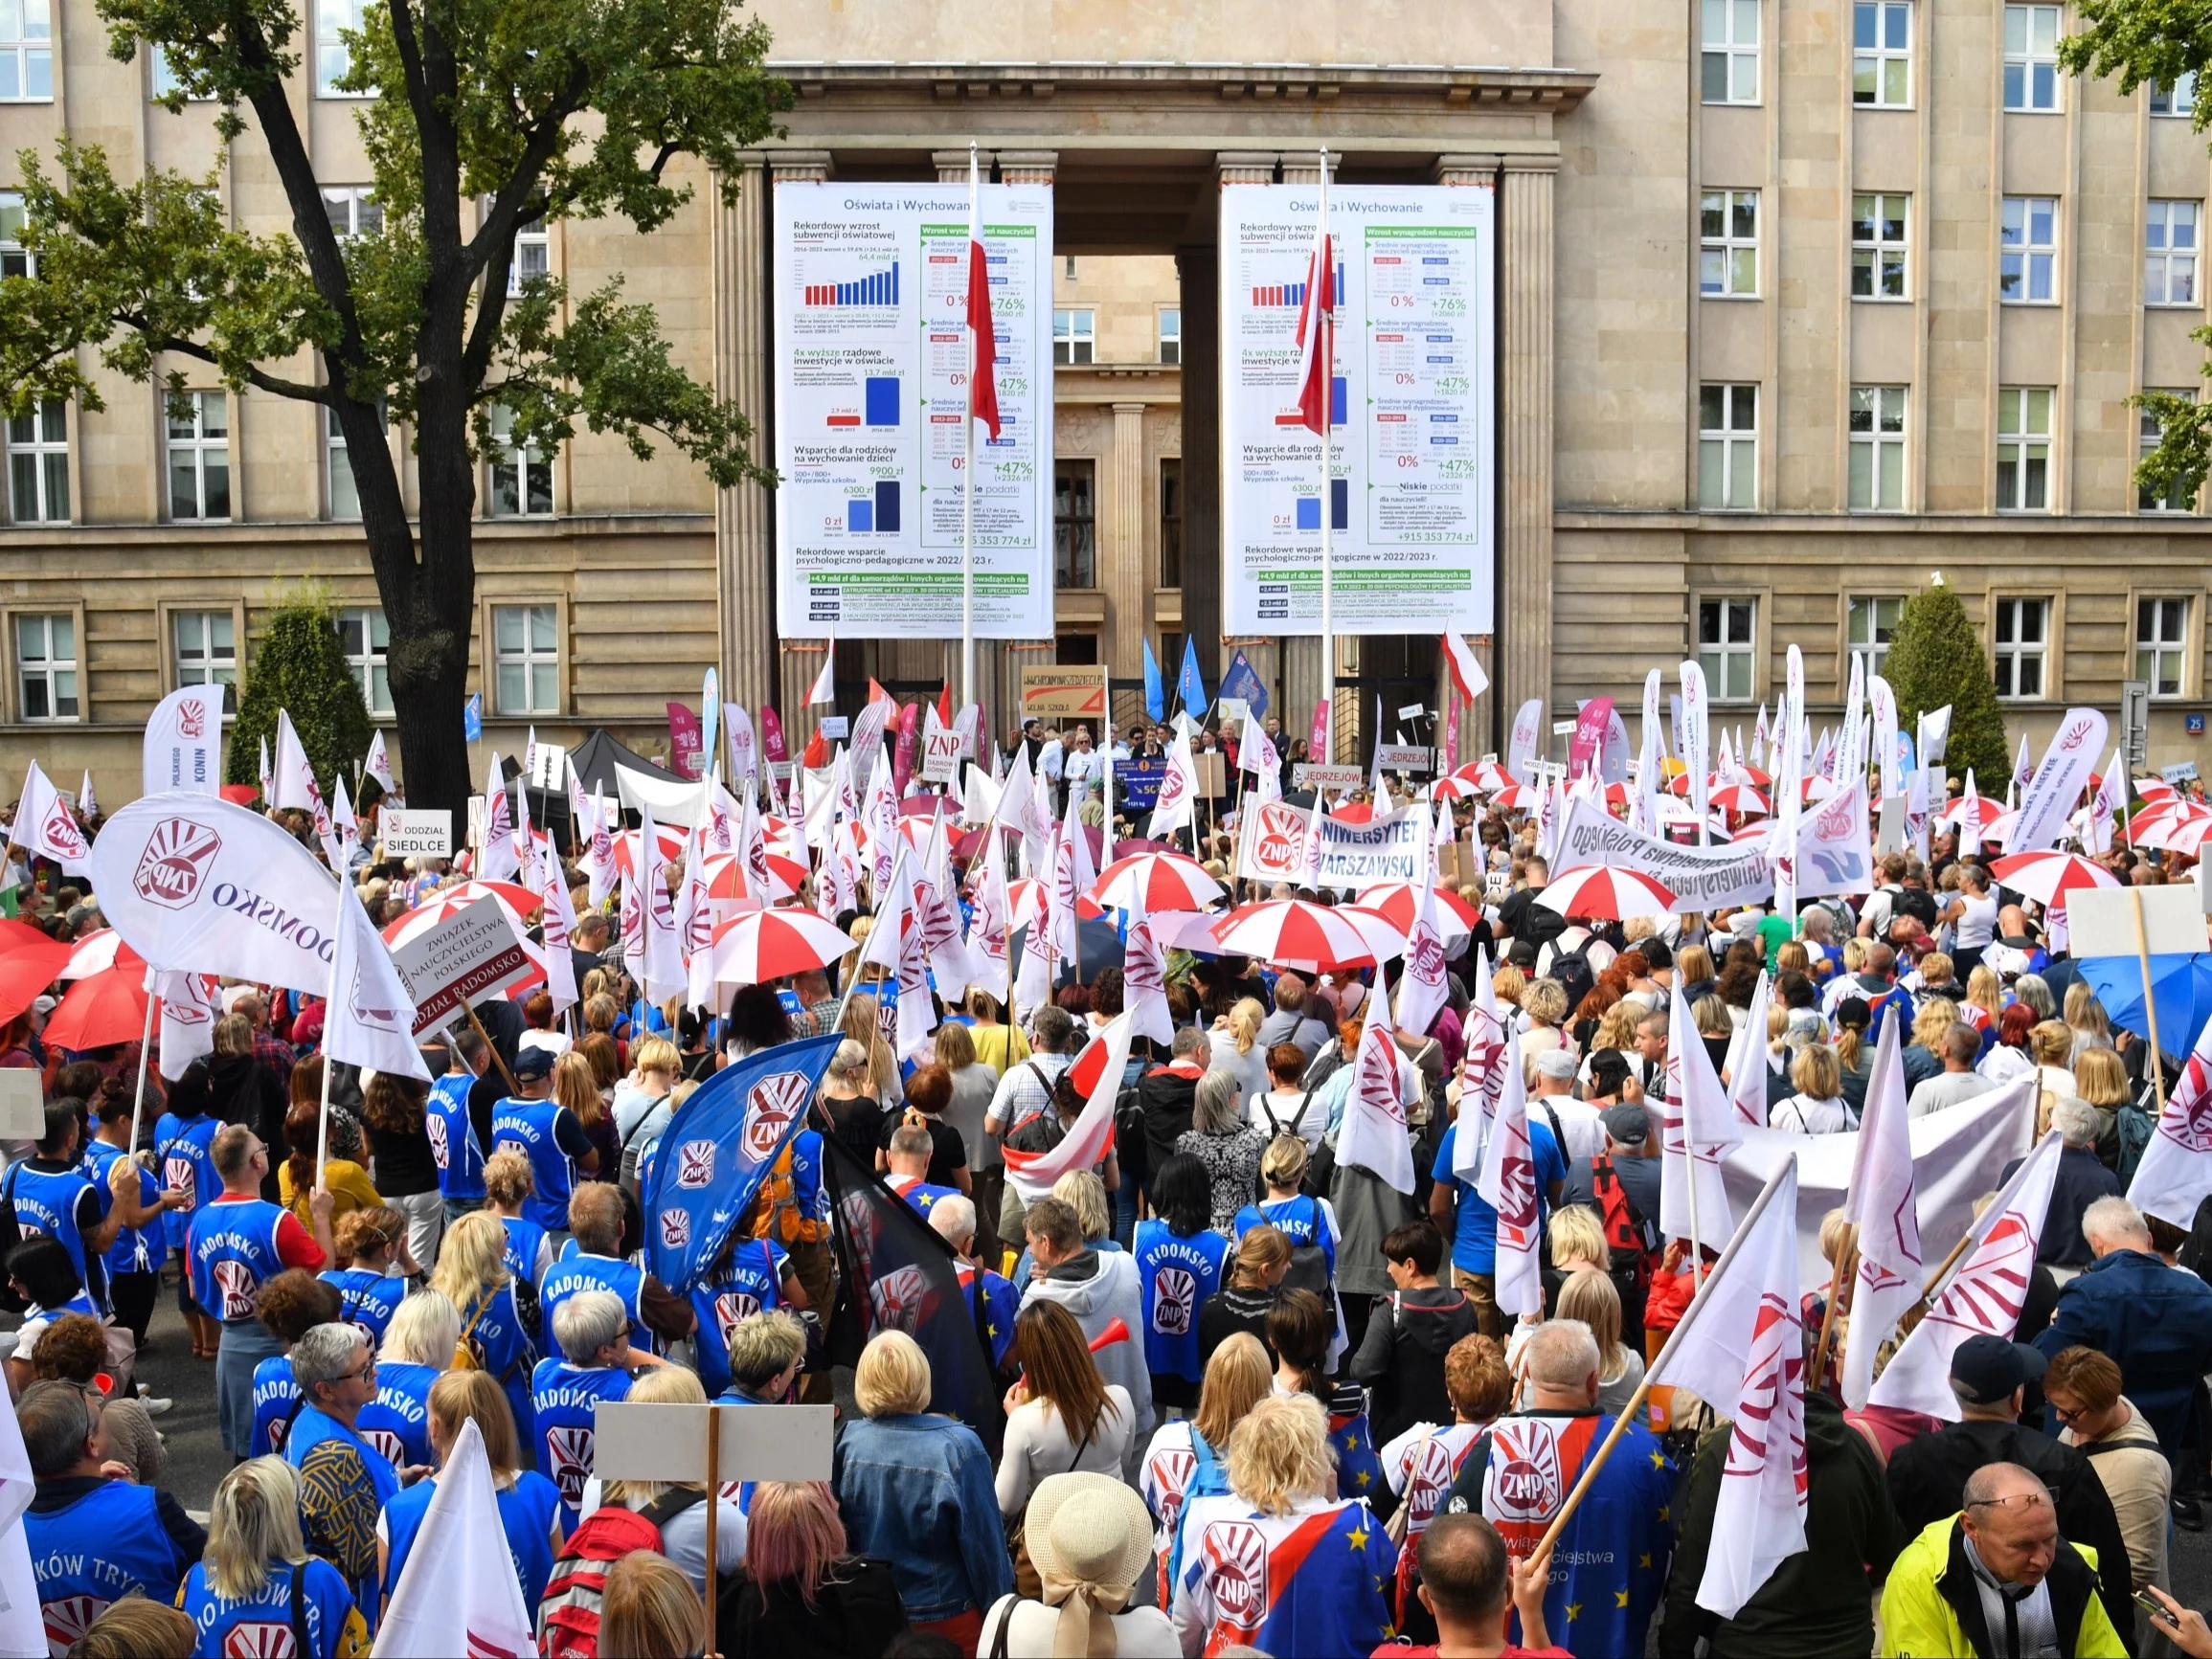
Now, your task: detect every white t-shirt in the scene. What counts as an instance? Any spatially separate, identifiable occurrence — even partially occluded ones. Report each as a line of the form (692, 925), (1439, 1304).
(1953, 892), (1999, 952)
(980, 1596), (1180, 1659)
(995, 1385), (1137, 1516)
(1246, 1087), (1327, 1157)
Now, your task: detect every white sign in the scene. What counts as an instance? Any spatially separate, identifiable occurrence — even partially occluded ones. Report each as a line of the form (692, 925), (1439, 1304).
(1235, 797), (1425, 889)
(1551, 720), (1577, 735)
(2163, 760), (2201, 785)
(0, 1070), (42, 1138)
(1376, 744), (1433, 774)
(1293, 763), (1365, 793)
(596, 1401), (834, 1484)
(1220, 185), (1496, 638)
(819, 716), (849, 742)
(528, 743), (568, 794)
(920, 727), (963, 784)
(389, 896), (538, 1036)
(2066, 885), (2208, 958)
(1217, 697), (1250, 726)
(1397, 703), (1427, 720)
(1555, 798), (1776, 913)
(772, 181), (1054, 639)
(381, 808), (453, 859)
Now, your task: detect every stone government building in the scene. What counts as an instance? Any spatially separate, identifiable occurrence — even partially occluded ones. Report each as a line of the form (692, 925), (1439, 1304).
(5, 0), (2212, 805)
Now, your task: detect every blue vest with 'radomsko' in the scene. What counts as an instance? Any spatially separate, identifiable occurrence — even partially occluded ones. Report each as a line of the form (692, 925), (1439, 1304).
(188, 1199), (286, 1324)
(24, 1481), (187, 1646)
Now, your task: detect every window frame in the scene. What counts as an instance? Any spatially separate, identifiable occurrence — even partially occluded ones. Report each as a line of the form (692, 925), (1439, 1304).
(1051, 308), (1095, 367)
(1853, 0), (1913, 107)
(2002, 3), (2064, 113)
(1701, 0), (1761, 105)
(2133, 594), (2195, 700)
(1848, 385), (1908, 511)
(1700, 189), (1761, 299)
(1696, 594), (1761, 704)
(1159, 457), (1183, 589)
(1697, 382), (1759, 512)
(1992, 595), (2052, 702)
(336, 606), (393, 717)
(165, 391), (232, 523)
(9, 607), (80, 725)
(315, 0), (370, 97)
(487, 599), (563, 717)
(508, 221), (550, 297)
(166, 604), (241, 716)
(1996, 386), (2054, 513)
(1, 190), (34, 280)
(1851, 192), (1909, 301)
(2152, 73), (2198, 116)
(485, 406), (553, 519)
(1999, 196), (2060, 304)
(320, 186), (382, 241)
(1157, 307), (1182, 366)
(0, 0), (53, 103)
(2146, 199), (2201, 309)
(1053, 459), (1097, 591)
(5, 397), (68, 525)
(1845, 595), (1905, 682)
(2140, 393), (2199, 513)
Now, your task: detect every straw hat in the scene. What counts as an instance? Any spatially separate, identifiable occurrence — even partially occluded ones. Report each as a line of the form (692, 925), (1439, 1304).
(1025, 1471), (1151, 1601)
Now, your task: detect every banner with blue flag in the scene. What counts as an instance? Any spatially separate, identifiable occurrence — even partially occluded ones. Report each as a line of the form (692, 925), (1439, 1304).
(1142, 638), (1166, 723)
(643, 1033), (840, 1295)
(1220, 648), (1269, 718)
(1177, 636), (1208, 718)
(463, 693), (483, 742)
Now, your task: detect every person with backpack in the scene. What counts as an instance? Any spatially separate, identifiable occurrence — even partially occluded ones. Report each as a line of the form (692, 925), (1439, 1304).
(718, 1478), (909, 1659)
(178, 1458), (368, 1659)
(428, 1211), (540, 1457)
(1134, 1155), (1230, 1411)
(531, 1288), (671, 1535)
(1352, 1220), (1481, 1450)
(1245, 1042), (1327, 1158)
(1018, 1197), (1155, 1464)
(1195, 1223), (1289, 1372)
(1556, 1101), (1662, 1348)
(1231, 1136), (1339, 1296)
(572, 1364), (746, 1596)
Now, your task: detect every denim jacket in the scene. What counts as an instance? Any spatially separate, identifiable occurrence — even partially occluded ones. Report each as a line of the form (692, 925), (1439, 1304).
(832, 1413), (1012, 1622)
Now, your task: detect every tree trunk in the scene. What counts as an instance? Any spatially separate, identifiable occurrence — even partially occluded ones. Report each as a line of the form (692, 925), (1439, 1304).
(370, 483), (479, 821)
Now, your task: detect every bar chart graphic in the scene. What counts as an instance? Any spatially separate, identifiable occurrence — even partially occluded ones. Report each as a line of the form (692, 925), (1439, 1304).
(1250, 263), (1345, 307)
(803, 263), (901, 306)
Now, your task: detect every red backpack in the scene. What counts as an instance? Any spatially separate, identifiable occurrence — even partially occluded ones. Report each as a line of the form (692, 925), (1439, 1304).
(536, 1488), (705, 1657)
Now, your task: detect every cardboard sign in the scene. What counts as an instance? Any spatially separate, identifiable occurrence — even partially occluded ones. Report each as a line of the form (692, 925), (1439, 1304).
(389, 896), (538, 1036)
(1217, 696), (1250, 726)
(0, 1070), (42, 1139)
(920, 727), (963, 785)
(382, 808), (453, 859)
(1294, 763), (1365, 793)
(595, 1401), (835, 1484)
(2066, 885), (2209, 958)
(529, 743), (567, 793)
(1021, 666), (1108, 720)
(1192, 751), (1226, 798)
(1376, 744), (1433, 775)
(818, 716), (849, 741)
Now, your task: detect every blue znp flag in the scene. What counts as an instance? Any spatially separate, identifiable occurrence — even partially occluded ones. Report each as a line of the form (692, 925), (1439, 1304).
(644, 1033), (840, 1294)
(1142, 638), (1166, 723)
(1219, 648), (1268, 719)
(1177, 637), (1208, 718)
(463, 693), (483, 742)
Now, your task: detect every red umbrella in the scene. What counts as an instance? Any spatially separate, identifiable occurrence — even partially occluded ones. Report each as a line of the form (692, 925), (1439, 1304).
(1708, 782), (1771, 818)
(1487, 783), (1540, 813)
(1989, 850), (2119, 908)
(1090, 851), (1223, 913)
(612, 823), (688, 878)
(42, 965), (150, 1052)
(1939, 794), (2007, 830)
(709, 908), (858, 987)
(1535, 864), (1678, 920)
(1426, 775), (1483, 805)
(1206, 900), (1406, 972)
(0, 922), (74, 1024)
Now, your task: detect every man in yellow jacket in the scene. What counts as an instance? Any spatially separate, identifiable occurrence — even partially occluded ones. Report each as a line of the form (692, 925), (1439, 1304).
(1881, 1461), (2128, 1658)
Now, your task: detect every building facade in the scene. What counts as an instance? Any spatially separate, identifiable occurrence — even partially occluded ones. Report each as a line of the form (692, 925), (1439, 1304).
(4, 0), (2211, 807)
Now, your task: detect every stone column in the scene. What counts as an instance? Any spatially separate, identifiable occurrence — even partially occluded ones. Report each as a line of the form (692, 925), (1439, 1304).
(1107, 401), (1148, 679)
(1434, 153), (1507, 762)
(1499, 156), (1558, 754)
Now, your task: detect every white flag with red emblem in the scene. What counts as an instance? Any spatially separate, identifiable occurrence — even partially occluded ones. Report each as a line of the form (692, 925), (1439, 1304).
(1840, 1012), (1924, 1408)
(911, 808), (980, 1001)
(1004, 1011), (1134, 1203)
(2130, 1011), (2212, 1227)
(856, 847), (936, 1060)
(1476, 1032), (1543, 1316)
(636, 808), (688, 1005)
(478, 751), (521, 883)
(1337, 984), (1414, 1194)
(1452, 945), (1506, 1185)
(1148, 725), (1199, 841)
(1395, 860), (1451, 1039)
(679, 818), (716, 1013)
(1239, 706), (1281, 803)
(271, 709), (319, 816)
(365, 729), (395, 793)
(1121, 887), (1174, 1045)
(584, 786), (616, 908)
(537, 843), (579, 1015)
(1871, 1129), (2063, 1421)
(10, 759), (91, 875)
(963, 841), (1011, 1004)
(865, 753), (900, 896)
(1722, 969), (1770, 1127)
(327, 876), (430, 1079)
(157, 970), (221, 1081)
(371, 1418), (535, 1659)
(1659, 978), (1740, 1248)
(1648, 1155), (1808, 1618)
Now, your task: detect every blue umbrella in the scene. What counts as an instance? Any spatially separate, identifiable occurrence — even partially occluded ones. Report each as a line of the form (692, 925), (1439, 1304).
(2077, 952), (2212, 1062)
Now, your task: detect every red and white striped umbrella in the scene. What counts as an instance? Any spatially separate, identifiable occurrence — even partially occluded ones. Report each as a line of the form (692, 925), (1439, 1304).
(701, 849), (806, 904)
(1425, 775), (1484, 806)
(1708, 781), (1771, 817)
(1729, 819), (1772, 843)
(2136, 776), (2178, 803)
(1090, 850), (1224, 913)
(1988, 849), (2119, 908)
(1535, 863), (1678, 920)
(2129, 798), (2208, 846)
(1972, 809), (2020, 851)
(418, 879), (545, 919)
(1352, 880), (1480, 946)
(1007, 876), (1105, 926)
(709, 908), (856, 987)
(59, 929), (144, 982)
(1206, 900), (1406, 972)
(1939, 794), (2007, 830)
(2140, 808), (2212, 857)
(1487, 782), (1540, 813)
(612, 822), (688, 878)
(1459, 760), (1518, 794)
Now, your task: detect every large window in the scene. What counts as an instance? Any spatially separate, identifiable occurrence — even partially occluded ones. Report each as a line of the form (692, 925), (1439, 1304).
(1698, 383), (1758, 510)
(2000, 197), (2059, 303)
(0, 191), (28, 279)
(1852, 193), (1909, 300)
(1052, 308), (1095, 366)
(0, 0), (52, 101)
(1993, 597), (2049, 700)
(1996, 388), (2053, 511)
(1702, 0), (1760, 104)
(487, 407), (551, 518)
(2003, 4), (2062, 111)
(2147, 200), (2200, 307)
(493, 604), (559, 714)
(315, 0), (368, 95)
(1700, 191), (1760, 297)
(172, 611), (237, 713)
(338, 608), (392, 716)
(1698, 597), (1758, 702)
(508, 221), (549, 296)
(321, 187), (382, 240)
(1848, 386), (1907, 511)
(2136, 596), (2191, 697)
(6, 399), (66, 524)
(1054, 460), (1095, 590)
(13, 614), (76, 722)
(166, 392), (231, 521)
(1158, 308), (1181, 365)
(1159, 458), (1182, 588)
(1854, 1), (1912, 105)
(1847, 595), (1904, 679)
(2153, 73), (2198, 116)
(327, 405), (360, 521)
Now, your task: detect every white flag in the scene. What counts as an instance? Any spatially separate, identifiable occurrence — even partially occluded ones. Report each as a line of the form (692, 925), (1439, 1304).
(1476, 1033), (1544, 1317)
(1840, 1013), (1924, 1409)
(1004, 1013), (1136, 1204)
(2012, 708), (2109, 854)
(1956, 769), (1983, 860)
(477, 751), (521, 883)
(636, 809), (688, 1005)
(1452, 945), (1506, 1186)
(331, 773), (360, 865)
(1338, 985), (1414, 1193)
(864, 753), (900, 896)
(1121, 890), (1174, 1045)
(678, 819), (716, 1013)
(0, 1335), (46, 1658)
(2085, 749), (2127, 857)
(2129, 1011), (2212, 1227)
(364, 729), (395, 793)
(964, 841), (1011, 1004)
(1649, 1156), (1808, 1618)
(77, 769), (97, 820)
(11, 760), (91, 875)
(1870, 1125), (2062, 1421)
(584, 787), (616, 908)
(1148, 726), (1200, 841)
(1680, 660), (1711, 837)
(143, 684), (224, 798)
(538, 842), (580, 1015)
(271, 710), (320, 816)
(1240, 706), (1281, 803)
(1723, 970), (1770, 1128)
(327, 878), (430, 1079)
(725, 701), (757, 780)
(804, 639), (837, 706)
(1395, 859), (1451, 1039)
(1659, 978), (1740, 1248)
(257, 736), (272, 802)
(911, 809), (980, 1002)
(619, 869), (643, 983)
(156, 970), (220, 1082)
(370, 1419), (535, 1659)
(857, 848), (936, 1059)
(1917, 705), (1952, 771)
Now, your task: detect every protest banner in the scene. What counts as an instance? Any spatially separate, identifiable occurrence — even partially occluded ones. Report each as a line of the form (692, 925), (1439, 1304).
(388, 896), (538, 1036)
(379, 809), (453, 859)
(1235, 799), (1425, 889)
(1555, 798), (1773, 912)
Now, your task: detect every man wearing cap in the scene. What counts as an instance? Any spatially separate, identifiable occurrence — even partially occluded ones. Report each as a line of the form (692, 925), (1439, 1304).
(1881, 1460), (2129, 1659)
(488, 1046), (598, 1243)
(1884, 1334), (2135, 1646)
(1527, 1047), (1601, 1164)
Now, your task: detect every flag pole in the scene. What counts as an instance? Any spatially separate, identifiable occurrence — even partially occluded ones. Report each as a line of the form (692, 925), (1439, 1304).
(1811, 1224), (1857, 1394)
(316, 878), (344, 1191)
(962, 141), (980, 716)
(2131, 887), (2170, 1114)
(126, 983), (156, 1157)
(1316, 146), (1334, 766)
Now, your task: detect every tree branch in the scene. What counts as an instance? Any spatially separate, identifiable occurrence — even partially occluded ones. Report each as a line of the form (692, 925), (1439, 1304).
(120, 321), (331, 402)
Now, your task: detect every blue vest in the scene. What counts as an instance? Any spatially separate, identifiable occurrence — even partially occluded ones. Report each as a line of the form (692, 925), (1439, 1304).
(317, 1267), (404, 1350)
(1234, 1196), (1336, 1278)
(250, 1356), (303, 1458)
(426, 1073), (485, 1202)
(5, 1160), (100, 1305)
(490, 1097), (575, 1231)
(188, 1199), (287, 1324)
(530, 1358), (633, 1531)
(179, 1558), (361, 1659)
(460, 1283), (538, 1456)
(284, 1402), (401, 1615)
(153, 1112), (219, 1251)
(540, 1251), (651, 1356)
(688, 1239), (788, 1397)
(24, 1480), (187, 1637)
(364, 1360), (440, 1469)
(1136, 1221), (1231, 1385)
(381, 1468), (563, 1612)
(79, 1140), (161, 1278)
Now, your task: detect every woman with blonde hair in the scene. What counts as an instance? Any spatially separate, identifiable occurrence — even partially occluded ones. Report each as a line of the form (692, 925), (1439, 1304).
(1171, 1394), (1392, 1654)
(2030, 1018), (2080, 1103)
(1545, 1204), (1610, 1279)
(722, 1480), (908, 1658)
(598, 1553), (705, 1659)
(1962, 964), (2004, 1034)
(2072, 1044), (2132, 1158)
(2065, 980), (2113, 1062)
(1554, 1268), (1646, 1420)
(840, 993), (905, 1110)
(364, 1288), (462, 1468)
(1519, 977), (1571, 1070)
(1140, 1332), (1273, 1603)
(429, 1209), (538, 1443)
(1208, 997), (1271, 1101)
(1772, 1043), (1855, 1133)
(579, 1363), (747, 1595)
(178, 1458), (368, 1658)
(1195, 1224), (1289, 1371)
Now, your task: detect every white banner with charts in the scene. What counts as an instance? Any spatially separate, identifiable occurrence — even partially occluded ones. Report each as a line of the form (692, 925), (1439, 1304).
(1219, 184), (1497, 638)
(772, 182), (1054, 639)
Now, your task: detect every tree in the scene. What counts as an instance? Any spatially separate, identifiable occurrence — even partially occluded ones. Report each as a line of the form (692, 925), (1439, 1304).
(1883, 579), (2009, 785)
(228, 587), (374, 796)
(0, 0), (789, 816)
(2062, 4), (2212, 503)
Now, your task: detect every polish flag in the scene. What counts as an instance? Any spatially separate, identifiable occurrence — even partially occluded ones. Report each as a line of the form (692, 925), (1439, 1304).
(967, 151), (1002, 441)
(1004, 1011), (1134, 1202)
(1440, 632), (1489, 703)
(1292, 210), (1335, 437)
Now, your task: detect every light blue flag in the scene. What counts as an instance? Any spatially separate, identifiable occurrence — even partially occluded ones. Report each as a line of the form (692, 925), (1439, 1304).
(1141, 638), (1165, 723)
(463, 693), (482, 742)
(1177, 636), (1208, 718)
